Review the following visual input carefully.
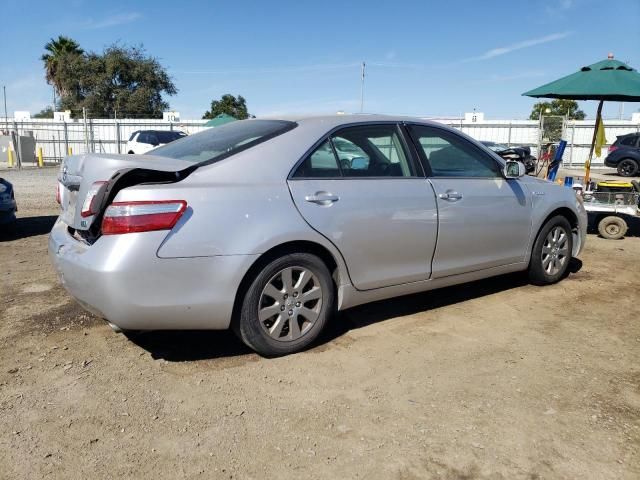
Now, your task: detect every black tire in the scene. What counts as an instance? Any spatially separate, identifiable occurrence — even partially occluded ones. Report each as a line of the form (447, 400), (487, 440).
(617, 158), (638, 177)
(528, 215), (573, 285)
(597, 215), (627, 240)
(235, 253), (334, 357)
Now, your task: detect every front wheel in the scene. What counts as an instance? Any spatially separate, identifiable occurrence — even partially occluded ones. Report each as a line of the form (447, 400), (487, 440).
(528, 216), (573, 285)
(235, 253), (334, 357)
(617, 158), (638, 177)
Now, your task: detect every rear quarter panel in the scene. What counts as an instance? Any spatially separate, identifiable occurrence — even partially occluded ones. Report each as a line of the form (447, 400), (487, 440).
(112, 149), (351, 283)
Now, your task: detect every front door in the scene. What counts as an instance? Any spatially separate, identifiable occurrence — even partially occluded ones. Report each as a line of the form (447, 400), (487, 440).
(288, 123), (438, 290)
(407, 124), (532, 278)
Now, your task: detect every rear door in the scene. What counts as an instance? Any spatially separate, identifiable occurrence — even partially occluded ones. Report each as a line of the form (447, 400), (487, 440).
(407, 124), (532, 278)
(288, 123), (438, 290)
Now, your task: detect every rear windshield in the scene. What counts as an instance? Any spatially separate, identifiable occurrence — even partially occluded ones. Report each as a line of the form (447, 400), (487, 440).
(151, 120), (296, 164)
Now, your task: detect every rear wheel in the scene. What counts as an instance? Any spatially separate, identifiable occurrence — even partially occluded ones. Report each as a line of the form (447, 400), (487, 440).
(597, 215), (627, 240)
(528, 216), (573, 285)
(617, 158), (638, 177)
(235, 253), (334, 357)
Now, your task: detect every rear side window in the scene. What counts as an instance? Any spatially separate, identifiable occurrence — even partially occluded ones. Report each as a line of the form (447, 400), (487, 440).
(156, 131), (186, 143)
(137, 132), (151, 144)
(292, 124), (419, 179)
(333, 125), (418, 177)
(619, 136), (639, 147)
(292, 140), (341, 178)
(128, 131), (139, 141)
(152, 120), (296, 165)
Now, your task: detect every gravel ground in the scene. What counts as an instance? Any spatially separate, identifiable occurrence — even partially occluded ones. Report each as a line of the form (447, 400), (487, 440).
(1, 168), (639, 479)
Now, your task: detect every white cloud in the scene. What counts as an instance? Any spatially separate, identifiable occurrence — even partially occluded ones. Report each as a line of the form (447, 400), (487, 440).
(464, 32), (572, 62)
(82, 12), (142, 29)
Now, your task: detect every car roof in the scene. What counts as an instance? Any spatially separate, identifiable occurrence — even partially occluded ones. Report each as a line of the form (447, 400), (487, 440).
(262, 114), (447, 130)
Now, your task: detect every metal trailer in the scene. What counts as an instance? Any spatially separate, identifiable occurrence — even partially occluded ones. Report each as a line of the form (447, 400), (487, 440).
(582, 191), (640, 239)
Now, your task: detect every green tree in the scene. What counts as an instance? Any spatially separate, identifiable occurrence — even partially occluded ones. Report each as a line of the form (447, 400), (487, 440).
(55, 44), (177, 118)
(203, 94), (249, 120)
(41, 36), (84, 97)
(529, 99), (586, 120)
(33, 106), (54, 118)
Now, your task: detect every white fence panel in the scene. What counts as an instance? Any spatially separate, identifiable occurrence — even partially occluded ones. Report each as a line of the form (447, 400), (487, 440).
(1, 116), (639, 168)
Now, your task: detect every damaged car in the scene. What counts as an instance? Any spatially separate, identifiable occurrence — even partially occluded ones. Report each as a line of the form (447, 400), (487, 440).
(49, 116), (587, 356)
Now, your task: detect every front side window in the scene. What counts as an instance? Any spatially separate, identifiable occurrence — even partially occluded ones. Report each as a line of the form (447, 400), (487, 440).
(409, 125), (500, 178)
(137, 132), (150, 144)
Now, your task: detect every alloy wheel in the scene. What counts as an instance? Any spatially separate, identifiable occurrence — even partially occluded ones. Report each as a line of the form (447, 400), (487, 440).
(541, 226), (569, 276)
(258, 266), (323, 342)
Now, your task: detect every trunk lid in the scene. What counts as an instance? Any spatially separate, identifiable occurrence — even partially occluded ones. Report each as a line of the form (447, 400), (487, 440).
(58, 153), (195, 230)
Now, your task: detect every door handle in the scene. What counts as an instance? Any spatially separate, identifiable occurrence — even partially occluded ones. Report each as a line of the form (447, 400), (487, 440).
(438, 191), (463, 201)
(305, 191), (340, 205)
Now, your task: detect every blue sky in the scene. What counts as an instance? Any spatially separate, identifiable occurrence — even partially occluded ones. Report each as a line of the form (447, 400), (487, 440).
(1, 0), (639, 120)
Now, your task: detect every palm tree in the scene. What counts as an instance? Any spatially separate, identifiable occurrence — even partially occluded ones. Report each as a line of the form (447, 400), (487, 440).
(41, 36), (84, 98)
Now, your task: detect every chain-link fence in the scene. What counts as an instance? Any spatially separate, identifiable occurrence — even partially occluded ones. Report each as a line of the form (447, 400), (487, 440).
(1, 116), (639, 169)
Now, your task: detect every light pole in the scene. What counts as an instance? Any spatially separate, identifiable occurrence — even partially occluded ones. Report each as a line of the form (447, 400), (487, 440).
(360, 61), (365, 113)
(3, 86), (7, 134)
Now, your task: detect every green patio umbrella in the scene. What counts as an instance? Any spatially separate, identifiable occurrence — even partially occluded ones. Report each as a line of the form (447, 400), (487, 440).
(203, 113), (237, 127)
(523, 54), (640, 183)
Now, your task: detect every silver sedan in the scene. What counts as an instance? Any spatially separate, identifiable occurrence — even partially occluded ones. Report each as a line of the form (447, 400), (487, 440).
(49, 115), (587, 356)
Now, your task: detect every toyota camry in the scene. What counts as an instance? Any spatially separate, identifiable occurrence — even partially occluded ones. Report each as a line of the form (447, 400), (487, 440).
(49, 115), (587, 356)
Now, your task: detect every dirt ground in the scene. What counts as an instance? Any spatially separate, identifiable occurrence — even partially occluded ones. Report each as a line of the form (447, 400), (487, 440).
(1, 168), (639, 479)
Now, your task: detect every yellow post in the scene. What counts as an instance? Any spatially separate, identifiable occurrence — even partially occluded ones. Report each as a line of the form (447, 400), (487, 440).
(68, 146), (72, 156)
(7, 149), (14, 167)
(37, 147), (44, 167)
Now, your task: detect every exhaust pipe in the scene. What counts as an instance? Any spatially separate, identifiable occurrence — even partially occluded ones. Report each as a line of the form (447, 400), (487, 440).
(107, 322), (123, 333)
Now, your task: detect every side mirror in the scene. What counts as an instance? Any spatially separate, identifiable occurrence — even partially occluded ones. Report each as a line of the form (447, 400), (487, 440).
(504, 160), (525, 178)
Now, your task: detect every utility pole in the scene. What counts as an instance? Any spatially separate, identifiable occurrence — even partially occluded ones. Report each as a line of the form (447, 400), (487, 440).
(360, 61), (366, 113)
(3, 86), (7, 134)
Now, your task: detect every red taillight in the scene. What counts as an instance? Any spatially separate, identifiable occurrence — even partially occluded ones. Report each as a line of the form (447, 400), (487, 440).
(608, 145), (618, 153)
(101, 200), (187, 235)
(56, 182), (61, 205)
(81, 181), (107, 217)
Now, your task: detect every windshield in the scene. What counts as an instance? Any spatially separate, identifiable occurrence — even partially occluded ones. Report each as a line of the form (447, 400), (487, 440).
(152, 120), (296, 164)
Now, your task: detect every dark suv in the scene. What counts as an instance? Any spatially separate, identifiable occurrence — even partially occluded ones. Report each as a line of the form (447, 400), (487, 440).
(604, 133), (640, 177)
